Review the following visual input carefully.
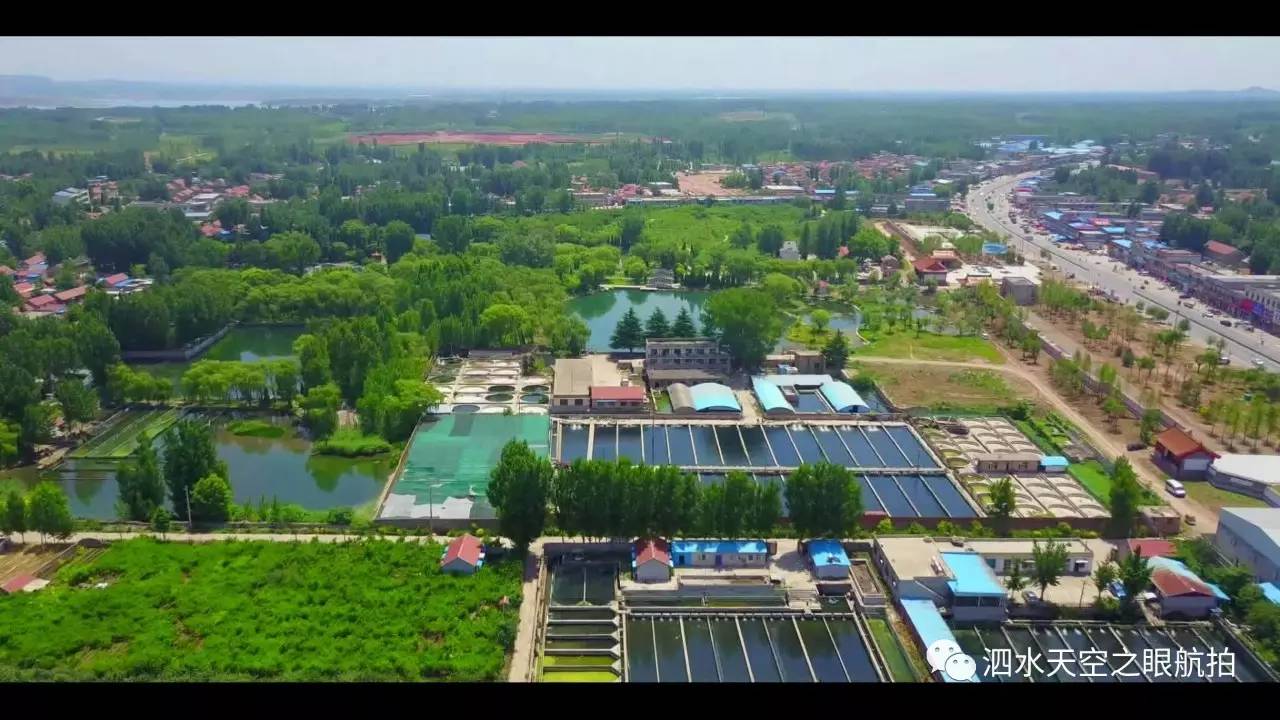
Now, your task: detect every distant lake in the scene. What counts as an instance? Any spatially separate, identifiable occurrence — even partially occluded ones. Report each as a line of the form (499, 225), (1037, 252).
(569, 290), (711, 351)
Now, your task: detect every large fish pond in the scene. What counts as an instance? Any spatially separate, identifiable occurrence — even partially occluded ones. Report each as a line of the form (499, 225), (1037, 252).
(1, 415), (392, 520)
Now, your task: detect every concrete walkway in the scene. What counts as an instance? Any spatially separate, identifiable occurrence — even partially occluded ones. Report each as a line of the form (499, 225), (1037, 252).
(507, 539), (546, 683)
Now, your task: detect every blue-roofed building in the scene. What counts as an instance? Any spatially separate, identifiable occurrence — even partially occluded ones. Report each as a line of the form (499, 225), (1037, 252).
(900, 599), (980, 683)
(668, 382), (741, 414)
(751, 376), (795, 416)
(1260, 582), (1280, 606)
(818, 381), (870, 413)
(686, 383), (740, 413)
(941, 552), (1008, 621)
(807, 539), (851, 580)
(1040, 456), (1069, 473)
(981, 242), (1008, 256)
(1102, 226), (1127, 236)
(671, 539), (769, 569)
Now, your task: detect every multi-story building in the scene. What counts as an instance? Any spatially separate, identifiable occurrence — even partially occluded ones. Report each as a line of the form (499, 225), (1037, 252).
(644, 338), (732, 389)
(904, 194), (948, 214)
(1147, 248), (1202, 281)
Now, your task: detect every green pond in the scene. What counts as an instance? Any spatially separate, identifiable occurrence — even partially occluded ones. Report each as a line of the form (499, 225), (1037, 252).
(132, 325), (304, 386)
(569, 290), (710, 351)
(570, 290), (869, 353)
(0, 417), (391, 520)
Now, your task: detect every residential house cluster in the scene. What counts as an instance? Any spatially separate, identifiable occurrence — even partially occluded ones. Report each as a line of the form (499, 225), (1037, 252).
(5, 253), (151, 317)
(166, 177), (268, 222)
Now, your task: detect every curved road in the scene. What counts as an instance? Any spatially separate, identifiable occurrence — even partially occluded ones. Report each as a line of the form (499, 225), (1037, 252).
(966, 173), (1280, 373)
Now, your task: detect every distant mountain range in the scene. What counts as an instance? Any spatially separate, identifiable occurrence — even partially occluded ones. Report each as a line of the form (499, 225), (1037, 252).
(0, 75), (1277, 108)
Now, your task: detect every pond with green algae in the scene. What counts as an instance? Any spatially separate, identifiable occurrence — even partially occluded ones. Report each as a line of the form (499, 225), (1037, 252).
(131, 325), (305, 387)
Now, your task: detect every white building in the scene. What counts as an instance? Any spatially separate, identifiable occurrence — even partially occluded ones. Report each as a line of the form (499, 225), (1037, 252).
(1207, 454), (1280, 504)
(52, 187), (89, 207)
(779, 241), (801, 261)
(1215, 507), (1280, 583)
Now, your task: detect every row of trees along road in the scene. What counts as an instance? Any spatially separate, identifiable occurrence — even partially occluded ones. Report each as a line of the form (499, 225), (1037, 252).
(486, 440), (863, 551)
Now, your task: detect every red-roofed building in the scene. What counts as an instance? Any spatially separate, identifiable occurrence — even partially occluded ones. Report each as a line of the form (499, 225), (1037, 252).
(53, 285), (87, 304)
(590, 385), (647, 412)
(836, 245), (850, 258)
(912, 257), (949, 285)
(1125, 538), (1176, 559)
(1, 574), (37, 595)
(633, 537), (673, 583)
(1203, 240), (1245, 268)
(441, 534), (485, 575)
(24, 294), (63, 313)
(102, 273), (129, 288)
(1153, 427), (1218, 480)
(0, 265), (12, 277)
(23, 252), (46, 267)
(14, 281), (35, 298)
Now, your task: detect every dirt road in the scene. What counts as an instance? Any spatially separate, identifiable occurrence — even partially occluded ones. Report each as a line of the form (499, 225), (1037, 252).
(854, 354), (1217, 533)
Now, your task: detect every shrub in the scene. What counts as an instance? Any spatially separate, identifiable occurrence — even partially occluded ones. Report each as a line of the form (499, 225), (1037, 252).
(313, 429), (393, 457)
(226, 419), (287, 439)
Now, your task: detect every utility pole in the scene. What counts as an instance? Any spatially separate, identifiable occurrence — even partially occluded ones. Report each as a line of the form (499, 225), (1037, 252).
(185, 486), (193, 532)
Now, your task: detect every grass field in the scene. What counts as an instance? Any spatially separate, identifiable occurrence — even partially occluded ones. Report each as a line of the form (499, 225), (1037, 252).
(1068, 460), (1163, 507)
(851, 362), (1026, 413)
(0, 538), (522, 681)
(865, 617), (918, 682)
(1184, 481), (1269, 513)
(854, 331), (1003, 364)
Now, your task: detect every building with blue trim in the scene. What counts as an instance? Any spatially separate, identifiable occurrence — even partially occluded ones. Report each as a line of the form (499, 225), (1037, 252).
(671, 540), (769, 568)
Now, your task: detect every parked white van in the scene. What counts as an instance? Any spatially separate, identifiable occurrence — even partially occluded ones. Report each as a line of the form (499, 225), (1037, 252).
(1165, 478), (1186, 498)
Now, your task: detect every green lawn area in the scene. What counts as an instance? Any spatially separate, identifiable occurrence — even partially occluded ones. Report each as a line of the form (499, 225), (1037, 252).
(865, 617), (919, 682)
(1184, 482), (1270, 513)
(0, 538), (522, 681)
(1068, 460), (1163, 506)
(854, 331), (1003, 364)
(654, 392), (672, 413)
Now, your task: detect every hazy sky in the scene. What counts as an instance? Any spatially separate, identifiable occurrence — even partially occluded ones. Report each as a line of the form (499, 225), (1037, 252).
(2, 37), (1278, 92)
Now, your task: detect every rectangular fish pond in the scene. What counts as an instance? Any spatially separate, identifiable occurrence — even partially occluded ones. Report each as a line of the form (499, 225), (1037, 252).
(541, 561), (624, 682)
(624, 612), (885, 682)
(555, 421), (941, 471)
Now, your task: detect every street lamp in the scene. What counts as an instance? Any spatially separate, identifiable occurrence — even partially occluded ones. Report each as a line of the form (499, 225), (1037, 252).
(427, 482), (445, 534)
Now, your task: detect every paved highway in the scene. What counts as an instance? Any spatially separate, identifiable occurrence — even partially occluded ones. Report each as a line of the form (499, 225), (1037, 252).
(965, 173), (1280, 373)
